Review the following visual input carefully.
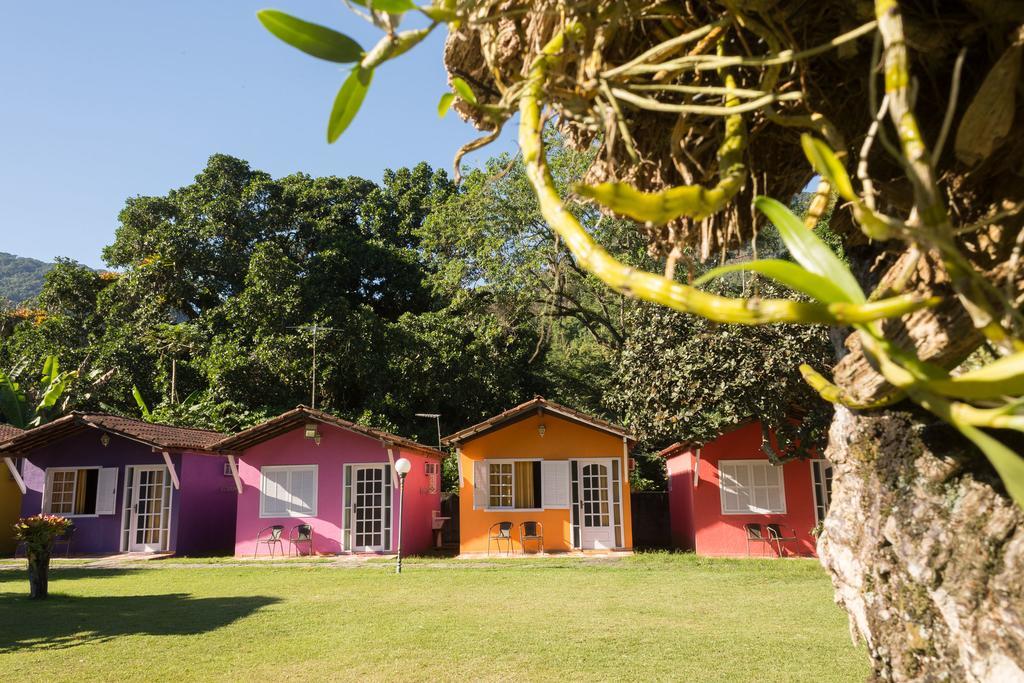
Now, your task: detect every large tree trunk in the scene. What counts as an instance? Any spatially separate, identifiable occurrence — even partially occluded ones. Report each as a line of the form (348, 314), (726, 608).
(26, 549), (51, 600)
(819, 407), (1024, 681)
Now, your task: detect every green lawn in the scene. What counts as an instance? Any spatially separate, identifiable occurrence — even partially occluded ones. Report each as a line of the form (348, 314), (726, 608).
(0, 553), (867, 682)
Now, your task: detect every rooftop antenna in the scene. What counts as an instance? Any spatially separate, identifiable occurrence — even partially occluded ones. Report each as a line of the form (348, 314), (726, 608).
(415, 413), (443, 450)
(289, 322), (343, 410)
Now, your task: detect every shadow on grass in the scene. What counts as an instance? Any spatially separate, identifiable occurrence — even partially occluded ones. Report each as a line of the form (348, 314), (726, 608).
(0, 568), (135, 584)
(0, 592), (278, 652)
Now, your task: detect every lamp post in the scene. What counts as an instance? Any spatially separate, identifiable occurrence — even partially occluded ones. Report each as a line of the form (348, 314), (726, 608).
(394, 457), (412, 574)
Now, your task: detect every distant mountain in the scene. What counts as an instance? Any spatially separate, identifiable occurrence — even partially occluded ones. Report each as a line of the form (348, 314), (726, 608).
(0, 252), (54, 304)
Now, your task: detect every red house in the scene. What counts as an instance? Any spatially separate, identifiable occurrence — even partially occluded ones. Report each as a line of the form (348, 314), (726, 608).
(659, 421), (832, 558)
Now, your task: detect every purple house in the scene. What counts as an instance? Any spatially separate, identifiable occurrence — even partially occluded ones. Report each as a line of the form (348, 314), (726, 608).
(0, 413), (236, 555)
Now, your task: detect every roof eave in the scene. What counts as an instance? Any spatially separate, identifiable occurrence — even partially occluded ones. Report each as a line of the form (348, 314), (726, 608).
(443, 400), (635, 447)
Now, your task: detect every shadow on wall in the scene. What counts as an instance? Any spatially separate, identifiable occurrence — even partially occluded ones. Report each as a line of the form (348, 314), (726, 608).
(0, 589), (279, 653)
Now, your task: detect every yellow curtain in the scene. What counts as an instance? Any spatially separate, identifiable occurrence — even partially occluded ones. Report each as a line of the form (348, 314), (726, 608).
(514, 462), (534, 508)
(74, 470), (89, 514)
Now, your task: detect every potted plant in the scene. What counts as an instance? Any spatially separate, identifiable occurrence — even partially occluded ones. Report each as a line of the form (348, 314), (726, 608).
(12, 514), (74, 599)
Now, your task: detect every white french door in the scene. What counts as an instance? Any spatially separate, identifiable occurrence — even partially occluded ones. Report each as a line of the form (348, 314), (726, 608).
(579, 460), (616, 549)
(129, 466), (172, 552)
(352, 465), (390, 552)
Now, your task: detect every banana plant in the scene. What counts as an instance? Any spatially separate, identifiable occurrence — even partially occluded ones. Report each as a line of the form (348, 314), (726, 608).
(0, 356), (82, 428)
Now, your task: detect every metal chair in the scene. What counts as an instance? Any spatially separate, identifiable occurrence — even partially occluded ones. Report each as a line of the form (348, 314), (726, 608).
(288, 524), (314, 557)
(53, 525), (75, 558)
(254, 525), (285, 558)
(766, 524), (800, 557)
(487, 521), (514, 556)
(744, 523), (770, 557)
(519, 521), (544, 555)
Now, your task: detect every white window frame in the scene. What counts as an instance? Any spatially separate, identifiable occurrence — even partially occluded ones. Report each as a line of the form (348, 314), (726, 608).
(485, 458), (544, 512)
(44, 466), (102, 518)
(259, 465), (319, 518)
(718, 459), (787, 515)
(810, 459), (832, 523)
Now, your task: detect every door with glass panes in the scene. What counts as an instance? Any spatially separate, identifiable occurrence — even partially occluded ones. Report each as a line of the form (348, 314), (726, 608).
(578, 460), (616, 549)
(348, 465), (391, 552)
(128, 466), (172, 552)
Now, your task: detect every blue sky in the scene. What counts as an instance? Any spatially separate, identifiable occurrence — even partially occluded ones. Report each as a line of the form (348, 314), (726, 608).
(0, 2), (515, 268)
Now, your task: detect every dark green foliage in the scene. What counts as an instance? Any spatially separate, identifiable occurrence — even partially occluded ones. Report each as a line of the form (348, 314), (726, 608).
(0, 154), (559, 445)
(2, 148), (834, 493)
(608, 275), (834, 460)
(0, 252), (56, 304)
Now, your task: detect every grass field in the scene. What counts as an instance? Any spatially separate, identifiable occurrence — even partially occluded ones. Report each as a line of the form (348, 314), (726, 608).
(0, 553), (867, 682)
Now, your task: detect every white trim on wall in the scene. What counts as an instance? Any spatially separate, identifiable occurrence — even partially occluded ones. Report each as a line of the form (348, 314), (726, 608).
(3, 457), (25, 494)
(226, 455), (243, 494)
(161, 451), (180, 490)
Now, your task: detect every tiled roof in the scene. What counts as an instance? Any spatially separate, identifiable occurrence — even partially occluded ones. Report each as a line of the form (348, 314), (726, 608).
(655, 442), (689, 458)
(211, 406), (442, 458)
(0, 413), (225, 454)
(0, 423), (24, 442)
(442, 396), (635, 446)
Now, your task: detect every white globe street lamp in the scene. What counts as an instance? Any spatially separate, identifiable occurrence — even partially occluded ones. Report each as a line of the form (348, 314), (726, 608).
(394, 457), (412, 574)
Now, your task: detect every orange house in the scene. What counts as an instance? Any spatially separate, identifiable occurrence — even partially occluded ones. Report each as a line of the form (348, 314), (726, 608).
(445, 398), (635, 555)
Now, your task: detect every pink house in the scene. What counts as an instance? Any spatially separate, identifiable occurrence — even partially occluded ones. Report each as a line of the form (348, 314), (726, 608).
(660, 421), (832, 558)
(213, 406), (443, 557)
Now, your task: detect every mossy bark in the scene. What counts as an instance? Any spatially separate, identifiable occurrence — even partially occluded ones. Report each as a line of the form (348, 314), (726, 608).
(819, 407), (1024, 681)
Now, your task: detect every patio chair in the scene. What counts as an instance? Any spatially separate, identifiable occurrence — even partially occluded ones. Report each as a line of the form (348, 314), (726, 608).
(766, 524), (800, 558)
(52, 525), (75, 558)
(744, 523), (770, 557)
(254, 525), (286, 558)
(487, 521), (514, 556)
(519, 521), (544, 555)
(288, 524), (314, 557)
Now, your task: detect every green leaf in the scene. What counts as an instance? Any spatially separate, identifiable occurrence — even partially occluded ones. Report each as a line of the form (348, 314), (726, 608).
(36, 371), (75, 412)
(451, 77), (478, 105)
(420, 6), (458, 21)
(755, 196), (865, 303)
(349, 0), (416, 13)
(954, 421), (1024, 507)
(926, 350), (1024, 400)
(0, 370), (27, 428)
(800, 134), (856, 201)
(437, 92), (455, 118)
(132, 385), (152, 421)
(328, 67), (373, 143)
(40, 355), (58, 385)
(694, 259), (851, 304)
(257, 10), (363, 63)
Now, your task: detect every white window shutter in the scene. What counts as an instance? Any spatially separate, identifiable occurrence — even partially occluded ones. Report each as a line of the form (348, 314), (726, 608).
(541, 460), (571, 508)
(42, 469), (54, 513)
(472, 460), (488, 509)
(96, 468), (119, 515)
